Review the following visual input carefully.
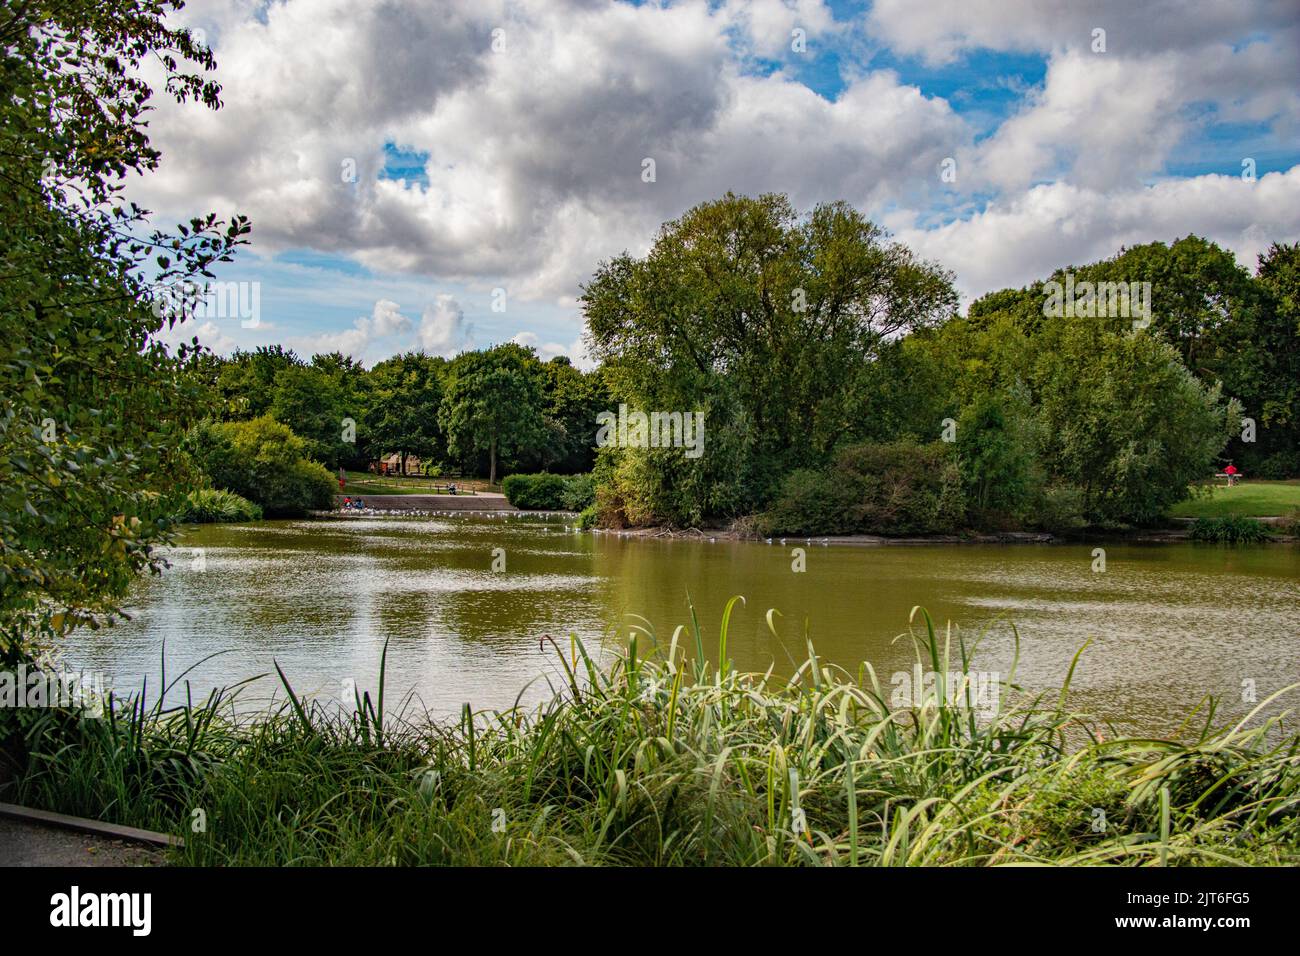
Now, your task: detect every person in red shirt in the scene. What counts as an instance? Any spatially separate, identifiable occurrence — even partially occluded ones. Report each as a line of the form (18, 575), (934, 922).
(1224, 463), (1238, 486)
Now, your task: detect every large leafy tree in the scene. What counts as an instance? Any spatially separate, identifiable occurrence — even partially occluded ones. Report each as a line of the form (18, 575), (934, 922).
(368, 351), (446, 474)
(583, 192), (956, 523)
(1220, 243), (1300, 476)
(268, 352), (371, 470)
(536, 357), (609, 474)
(0, 1), (249, 645)
(440, 344), (545, 485)
(968, 236), (1298, 479)
(1031, 321), (1237, 526)
(213, 345), (302, 419)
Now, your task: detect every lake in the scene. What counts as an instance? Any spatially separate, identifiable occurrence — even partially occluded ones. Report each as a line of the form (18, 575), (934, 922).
(62, 514), (1300, 737)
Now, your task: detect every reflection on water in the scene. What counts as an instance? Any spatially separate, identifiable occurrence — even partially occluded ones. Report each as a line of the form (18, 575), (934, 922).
(63, 515), (1300, 737)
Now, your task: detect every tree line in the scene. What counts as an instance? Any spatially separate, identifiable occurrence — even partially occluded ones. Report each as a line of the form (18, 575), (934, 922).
(189, 343), (611, 485)
(3, 0), (1297, 652)
(583, 193), (1299, 532)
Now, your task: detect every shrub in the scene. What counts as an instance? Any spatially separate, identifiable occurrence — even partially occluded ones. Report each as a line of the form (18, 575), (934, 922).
(762, 440), (965, 536)
(177, 488), (262, 523)
(189, 417), (336, 517)
(1189, 515), (1272, 543)
(1248, 452), (1298, 481)
(502, 472), (568, 510)
(561, 474), (596, 511)
(1032, 483), (1088, 533)
(956, 392), (1044, 523)
(760, 468), (852, 536)
(1281, 509), (1300, 537)
(576, 504), (598, 530)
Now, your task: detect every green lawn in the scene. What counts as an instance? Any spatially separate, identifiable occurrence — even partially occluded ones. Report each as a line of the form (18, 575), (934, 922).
(339, 471), (497, 496)
(1167, 479), (1300, 519)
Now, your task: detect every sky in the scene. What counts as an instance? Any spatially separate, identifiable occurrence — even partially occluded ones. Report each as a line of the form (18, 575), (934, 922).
(141, 0), (1300, 368)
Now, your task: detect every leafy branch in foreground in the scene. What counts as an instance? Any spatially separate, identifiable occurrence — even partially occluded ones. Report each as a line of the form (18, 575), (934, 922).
(1, 1), (250, 647)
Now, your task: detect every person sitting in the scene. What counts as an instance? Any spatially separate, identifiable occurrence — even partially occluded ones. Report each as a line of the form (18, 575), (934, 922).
(354, 498), (364, 510)
(448, 482), (456, 495)
(1224, 463), (1239, 486)
(343, 496), (352, 510)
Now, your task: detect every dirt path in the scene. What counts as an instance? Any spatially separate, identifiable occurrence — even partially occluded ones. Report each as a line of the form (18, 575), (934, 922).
(0, 817), (162, 867)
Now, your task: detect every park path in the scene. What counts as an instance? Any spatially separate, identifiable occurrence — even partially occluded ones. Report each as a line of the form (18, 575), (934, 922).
(0, 817), (162, 867)
(332, 492), (518, 512)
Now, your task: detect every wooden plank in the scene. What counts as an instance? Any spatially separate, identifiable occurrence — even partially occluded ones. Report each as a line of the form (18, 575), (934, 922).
(0, 801), (184, 848)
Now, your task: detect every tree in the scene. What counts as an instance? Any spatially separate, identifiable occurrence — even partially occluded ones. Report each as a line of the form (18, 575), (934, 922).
(956, 391), (1042, 519)
(1032, 322), (1237, 526)
(214, 346), (302, 419)
(189, 417), (335, 517)
(268, 352), (371, 470)
(0, 1), (249, 644)
(1080, 236), (1255, 375)
(1220, 243), (1300, 476)
(440, 344), (545, 485)
(368, 352), (446, 474)
(583, 192), (957, 523)
(537, 357), (609, 473)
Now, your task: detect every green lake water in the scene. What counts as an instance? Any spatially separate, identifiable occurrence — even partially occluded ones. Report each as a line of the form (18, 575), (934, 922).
(63, 514), (1300, 737)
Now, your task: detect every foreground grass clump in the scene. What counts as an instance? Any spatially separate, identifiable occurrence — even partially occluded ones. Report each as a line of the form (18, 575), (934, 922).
(5, 605), (1299, 866)
(178, 488), (263, 523)
(1189, 514), (1272, 543)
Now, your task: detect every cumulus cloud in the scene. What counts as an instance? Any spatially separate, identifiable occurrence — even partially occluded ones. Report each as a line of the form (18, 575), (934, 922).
(896, 167), (1300, 304)
(133, 0), (1300, 353)
(419, 296), (474, 357)
(136, 0), (964, 303)
(510, 330), (589, 365)
(864, 0), (1297, 63)
(153, 317), (239, 355)
(296, 298), (414, 360)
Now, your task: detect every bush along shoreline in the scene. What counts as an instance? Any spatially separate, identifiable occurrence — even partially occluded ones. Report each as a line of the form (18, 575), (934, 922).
(177, 488), (263, 523)
(502, 472), (596, 511)
(3, 604), (1297, 866)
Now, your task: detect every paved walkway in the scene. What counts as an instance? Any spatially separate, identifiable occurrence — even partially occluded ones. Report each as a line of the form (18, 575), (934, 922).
(0, 817), (162, 867)
(332, 492), (517, 512)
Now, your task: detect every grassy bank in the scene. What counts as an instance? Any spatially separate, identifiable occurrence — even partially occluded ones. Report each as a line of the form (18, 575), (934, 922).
(341, 471), (494, 496)
(1168, 480), (1300, 519)
(4, 606), (1298, 866)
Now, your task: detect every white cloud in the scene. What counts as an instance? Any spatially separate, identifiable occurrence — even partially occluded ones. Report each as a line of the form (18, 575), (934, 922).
(133, 0), (1300, 351)
(154, 317), (238, 355)
(864, 0), (1295, 64)
(896, 167), (1300, 305)
(511, 330), (586, 364)
(136, 0), (966, 303)
(295, 298), (413, 360)
(419, 296), (474, 357)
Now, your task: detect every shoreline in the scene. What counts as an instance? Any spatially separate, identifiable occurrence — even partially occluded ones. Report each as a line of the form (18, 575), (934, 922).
(307, 510), (1297, 545)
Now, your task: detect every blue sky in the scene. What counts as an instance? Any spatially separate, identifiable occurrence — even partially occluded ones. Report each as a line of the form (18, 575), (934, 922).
(148, 0), (1300, 366)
